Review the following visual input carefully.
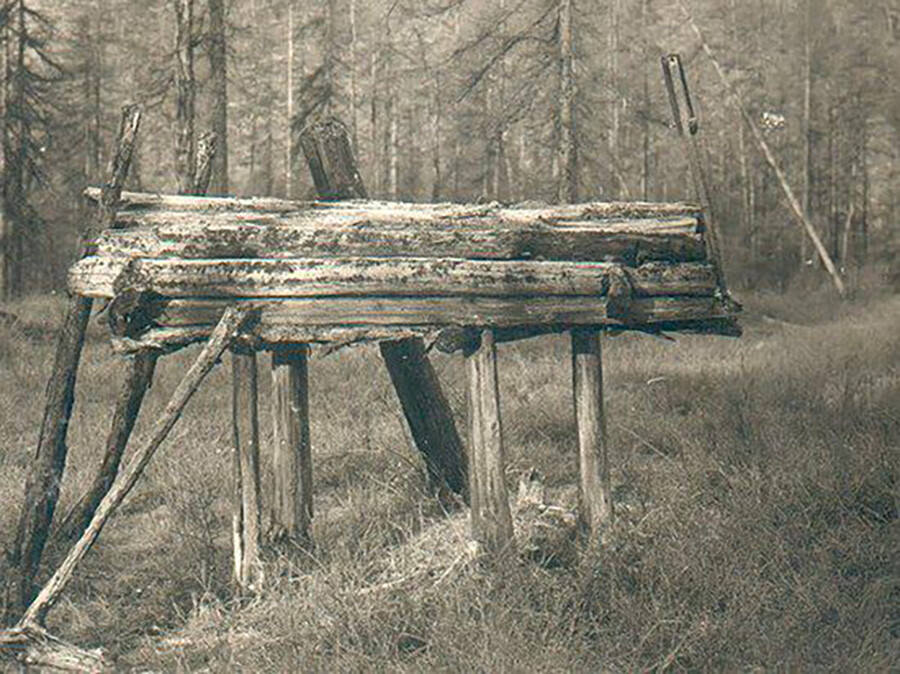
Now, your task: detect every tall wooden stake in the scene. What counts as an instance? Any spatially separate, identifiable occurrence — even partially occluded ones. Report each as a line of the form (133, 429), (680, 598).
(571, 328), (612, 542)
(2, 106), (141, 625)
(298, 117), (468, 498)
(59, 132), (219, 545)
(465, 330), (513, 553)
(678, 0), (846, 297)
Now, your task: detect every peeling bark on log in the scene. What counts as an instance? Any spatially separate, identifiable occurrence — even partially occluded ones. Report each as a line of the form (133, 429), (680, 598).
(2, 105), (141, 625)
(90, 212), (705, 265)
(111, 294), (737, 344)
(84, 186), (702, 219)
(0, 622), (105, 672)
(20, 306), (251, 627)
(69, 258), (718, 300)
(107, 314), (741, 356)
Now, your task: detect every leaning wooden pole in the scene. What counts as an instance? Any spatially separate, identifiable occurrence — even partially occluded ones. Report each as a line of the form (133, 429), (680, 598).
(59, 132), (218, 545)
(2, 105), (142, 624)
(678, 0), (846, 297)
(19, 306), (251, 629)
(298, 117), (468, 498)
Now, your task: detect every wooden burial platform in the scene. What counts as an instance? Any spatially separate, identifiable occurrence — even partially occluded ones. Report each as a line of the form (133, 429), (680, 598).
(1, 115), (739, 671)
(66, 183), (739, 553)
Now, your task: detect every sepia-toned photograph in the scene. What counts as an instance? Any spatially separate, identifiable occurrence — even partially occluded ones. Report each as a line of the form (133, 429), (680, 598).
(0, 0), (896, 670)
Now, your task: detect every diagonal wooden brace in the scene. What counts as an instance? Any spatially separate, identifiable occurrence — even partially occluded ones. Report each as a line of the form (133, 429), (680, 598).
(297, 118), (468, 499)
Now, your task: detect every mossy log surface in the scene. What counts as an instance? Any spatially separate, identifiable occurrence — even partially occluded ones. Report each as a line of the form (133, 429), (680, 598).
(74, 189), (739, 350)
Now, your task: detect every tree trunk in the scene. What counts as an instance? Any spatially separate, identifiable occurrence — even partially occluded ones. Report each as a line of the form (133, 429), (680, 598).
(285, 0), (295, 199)
(208, 0), (228, 194)
(174, 0), (196, 193)
(801, 0), (812, 268)
(557, 0), (577, 203)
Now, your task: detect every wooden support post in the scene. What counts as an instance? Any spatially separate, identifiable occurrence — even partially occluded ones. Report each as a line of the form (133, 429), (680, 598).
(299, 117), (468, 498)
(58, 132), (218, 545)
(270, 346), (313, 547)
(2, 105), (141, 625)
(465, 330), (513, 553)
(571, 328), (613, 542)
(232, 347), (263, 589)
(15, 306), (251, 628)
(380, 339), (468, 497)
(58, 353), (157, 543)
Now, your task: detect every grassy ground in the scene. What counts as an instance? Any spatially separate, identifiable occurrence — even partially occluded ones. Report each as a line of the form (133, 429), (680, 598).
(0, 289), (897, 671)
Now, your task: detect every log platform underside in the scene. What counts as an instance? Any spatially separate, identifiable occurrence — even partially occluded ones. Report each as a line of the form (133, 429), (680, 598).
(73, 190), (740, 355)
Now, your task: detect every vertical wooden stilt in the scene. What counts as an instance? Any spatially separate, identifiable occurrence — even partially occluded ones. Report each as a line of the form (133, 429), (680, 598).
(231, 348), (263, 589)
(270, 345), (313, 547)
(465, 329), (513, 553)
(571, 327), (613, 542)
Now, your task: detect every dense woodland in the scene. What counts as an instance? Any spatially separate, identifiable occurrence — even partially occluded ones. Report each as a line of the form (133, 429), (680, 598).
(0, 0), (898, 297)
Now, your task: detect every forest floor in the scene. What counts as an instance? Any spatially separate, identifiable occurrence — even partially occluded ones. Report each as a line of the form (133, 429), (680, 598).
(0, 287), (897, 672)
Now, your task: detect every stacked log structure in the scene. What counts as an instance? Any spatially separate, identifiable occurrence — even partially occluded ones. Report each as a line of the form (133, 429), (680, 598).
(71, 189), (740, 353)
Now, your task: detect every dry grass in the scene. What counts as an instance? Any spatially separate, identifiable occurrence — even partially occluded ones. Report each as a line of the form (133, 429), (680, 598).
(0, 290), (897, 671)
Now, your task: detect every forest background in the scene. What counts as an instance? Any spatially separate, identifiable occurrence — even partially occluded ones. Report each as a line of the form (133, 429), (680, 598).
(0, 0), (898, 298)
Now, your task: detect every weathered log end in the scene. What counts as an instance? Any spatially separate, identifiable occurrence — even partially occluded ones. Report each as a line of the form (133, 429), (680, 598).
(299, 118), (367, 201)
(0, 623), (106, 673)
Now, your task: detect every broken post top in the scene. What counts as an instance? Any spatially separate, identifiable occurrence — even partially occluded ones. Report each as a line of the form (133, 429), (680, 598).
(73, 187), (740, 354)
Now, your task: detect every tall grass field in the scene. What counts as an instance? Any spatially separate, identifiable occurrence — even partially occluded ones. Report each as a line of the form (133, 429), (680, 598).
(0, 290), (897, 671)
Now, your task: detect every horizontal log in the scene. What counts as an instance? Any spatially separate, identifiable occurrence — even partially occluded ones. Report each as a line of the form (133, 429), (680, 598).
(92, 213), (705, 264)
(154, 294), (733, 331)
(108, 295), (738, 353)
(85, 187), (702, 220)
(69, 258), (718, 299)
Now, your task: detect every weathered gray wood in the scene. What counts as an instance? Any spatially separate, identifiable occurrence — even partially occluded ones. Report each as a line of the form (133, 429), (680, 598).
(59, 131), (217, 545)
(90, 212), (705, 265)
(20, 306), (251, 627)
(3, 105), (142, 625)
(571, 328), (613, 542)
(380, 339), (468, 496)
(465, 330), (513, 552)
(231, 347), (263, 590)
(85, 186), (702, 219)
(0, 622), (104, 672)
(109, 312), (742, 356)
(58, 353), (157, 543)
(299, 118), (367, 200)
(299, 117), (469, 501)
(270, 346), (313, 547)
(150, 294), (735, 331)
(70, 258), (718, 300)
